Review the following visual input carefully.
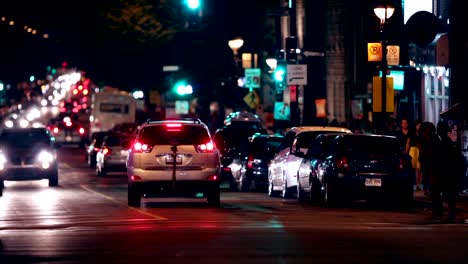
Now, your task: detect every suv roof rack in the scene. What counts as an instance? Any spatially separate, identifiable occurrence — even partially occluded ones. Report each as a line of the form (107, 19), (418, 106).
(146, 118), (202, 124)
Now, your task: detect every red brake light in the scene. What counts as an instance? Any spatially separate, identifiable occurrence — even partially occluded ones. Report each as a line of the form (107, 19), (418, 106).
(166, 123), (182, 132)
(103, 147), (111, 155)
(53, 127), (59, 134)
(133, 141), (153, 153)
(93, 147), (100, 152)
(247, 154), (254, 169)
(208, 175), (218, 181)
(66, 121), (72, 127)
(336, 156), (349, 170)
(196, 141), (214, 152)
(79, 127), (85, 134)
(166, 123), (182, 128)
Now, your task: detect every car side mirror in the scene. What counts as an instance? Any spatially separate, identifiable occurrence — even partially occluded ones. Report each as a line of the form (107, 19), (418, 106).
(121, 140), (131, 149)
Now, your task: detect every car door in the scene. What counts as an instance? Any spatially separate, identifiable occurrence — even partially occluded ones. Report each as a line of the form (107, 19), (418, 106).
(269, 131), (296, 188)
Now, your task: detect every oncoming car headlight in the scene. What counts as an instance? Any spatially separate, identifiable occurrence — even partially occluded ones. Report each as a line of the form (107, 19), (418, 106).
(37, 150), (54, 163)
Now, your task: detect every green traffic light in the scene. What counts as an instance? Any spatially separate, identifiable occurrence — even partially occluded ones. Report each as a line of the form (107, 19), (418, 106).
(174, 80), (193, 96)
(186, 0), (200, 9)
(274, 68), (286, 82)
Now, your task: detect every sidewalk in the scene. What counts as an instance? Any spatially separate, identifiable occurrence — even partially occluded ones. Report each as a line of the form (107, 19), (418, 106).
(413, 189), (468, 222)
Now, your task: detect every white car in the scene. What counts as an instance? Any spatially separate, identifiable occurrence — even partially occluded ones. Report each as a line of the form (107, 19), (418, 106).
(123, 119), (221, 207)
(268, 126), (352, 198)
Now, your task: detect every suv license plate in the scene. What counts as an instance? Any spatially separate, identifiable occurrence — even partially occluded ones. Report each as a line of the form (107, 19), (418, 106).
(365, 178), (382, 187)
(165, 156), (182, 165)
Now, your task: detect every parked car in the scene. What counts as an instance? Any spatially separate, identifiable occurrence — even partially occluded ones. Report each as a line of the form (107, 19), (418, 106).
(230, 133), (283, 192)
(268, 126), (352, 198)
(96, 133), (134, 177)
(86, 131), (111, 168)
(0, 127), (59, 196)
(297, 133), (344, 202)
(122, 118), (221, 207)
(315, 134), (413, 206)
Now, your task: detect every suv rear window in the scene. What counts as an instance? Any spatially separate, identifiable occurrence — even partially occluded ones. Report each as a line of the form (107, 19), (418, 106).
(139, 125), (210, 145)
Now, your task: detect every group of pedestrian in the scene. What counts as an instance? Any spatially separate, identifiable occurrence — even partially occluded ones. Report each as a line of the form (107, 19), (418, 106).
(395, 118), (467, 222)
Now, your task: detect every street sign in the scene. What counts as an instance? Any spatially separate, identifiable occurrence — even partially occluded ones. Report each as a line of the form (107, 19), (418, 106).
(303, 51), (325, 57)
(287, 64), (307, 85)
(386, 45), (400, 66)
(274, 102), (290, 120)
(175, 100), (189, 114)
(367, 43), (382, 62)
(243, 91), (260, 109)
(244, 68), (261, 89)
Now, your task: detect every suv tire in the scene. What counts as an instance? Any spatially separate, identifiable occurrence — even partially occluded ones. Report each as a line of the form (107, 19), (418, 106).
(207, 189), (220, 207)
(128, 183), (141, 207)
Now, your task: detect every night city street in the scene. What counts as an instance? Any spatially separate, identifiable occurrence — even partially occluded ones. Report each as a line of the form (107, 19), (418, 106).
(0, 146), (467, 264)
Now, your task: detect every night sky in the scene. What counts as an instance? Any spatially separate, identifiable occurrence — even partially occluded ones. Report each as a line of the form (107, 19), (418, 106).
(0, 0), (275, 91)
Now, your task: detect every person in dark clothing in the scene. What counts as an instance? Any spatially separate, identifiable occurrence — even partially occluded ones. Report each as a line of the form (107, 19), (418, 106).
(419, 121), (437, 196)
(395, 118), (412, 154)
(431, 121), (466, 222)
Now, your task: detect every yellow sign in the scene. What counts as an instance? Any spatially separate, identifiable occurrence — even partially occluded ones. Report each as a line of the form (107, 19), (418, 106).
(368, 43), (382, 62)
(243, 91), (260, 109)
(372, 76), (394, 113)
(386, 45), (400, 66)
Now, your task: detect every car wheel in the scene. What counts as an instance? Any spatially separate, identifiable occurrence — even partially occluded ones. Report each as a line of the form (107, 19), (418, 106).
(49, 171), (59, 187)
(239, 174), (250, 192)
(297, 181), (307, 202)
(323, 182), (339, 207)
(207, 189), (220, 207)
(268, 179), (279, 197)
(282, 178), (293, 199)
(128, 183), (141, 207)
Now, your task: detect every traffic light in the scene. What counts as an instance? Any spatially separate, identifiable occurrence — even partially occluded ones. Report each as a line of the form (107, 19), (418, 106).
(174, 80), (193, 96)
(185, 0), (200, 10)
(274, 61), (287, 90)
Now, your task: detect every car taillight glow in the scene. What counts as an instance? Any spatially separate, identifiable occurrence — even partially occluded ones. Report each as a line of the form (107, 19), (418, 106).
(208, 175), (218, 181)
(134, 142), (152, 153)
(336, 156), (349, 170)
(131, 175), (141, 181)
(93, 147), (100, 152)
(53, 127), (59, 134)
(196, 141), (214, 152)
(103, 147), (111, 155)
(79, 127), (85, 134)
(246, 154), (254, 169)
(66, 121), (72, 127)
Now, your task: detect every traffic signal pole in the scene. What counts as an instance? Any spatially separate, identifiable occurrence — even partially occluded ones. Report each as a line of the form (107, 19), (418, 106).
(288, 0), (300, 127)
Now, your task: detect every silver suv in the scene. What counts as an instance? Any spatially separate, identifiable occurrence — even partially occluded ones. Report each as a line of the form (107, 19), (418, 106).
(123, 119), (221, 207)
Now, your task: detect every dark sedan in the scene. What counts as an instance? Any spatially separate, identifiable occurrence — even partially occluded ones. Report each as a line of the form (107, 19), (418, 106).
(231, 133), (283, 192)
(315, 134), (413, 207)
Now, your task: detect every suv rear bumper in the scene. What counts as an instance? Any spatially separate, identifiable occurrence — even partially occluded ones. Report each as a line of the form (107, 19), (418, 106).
(129, 180), (219, 197)
(127, 167), (220, 181)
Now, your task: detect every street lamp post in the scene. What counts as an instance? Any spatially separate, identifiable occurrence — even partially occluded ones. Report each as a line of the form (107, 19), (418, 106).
(374, 1), (394, 133)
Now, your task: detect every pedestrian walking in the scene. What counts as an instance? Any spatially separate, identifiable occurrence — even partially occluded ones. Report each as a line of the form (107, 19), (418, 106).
(431, 121), (466, 222)
(409, 120), (423, 190)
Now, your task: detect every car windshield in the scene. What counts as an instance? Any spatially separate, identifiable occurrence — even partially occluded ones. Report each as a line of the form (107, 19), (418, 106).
(250, 137), (283, 159)
(0, 130), (51, 148)
(139, 125), (210, 145)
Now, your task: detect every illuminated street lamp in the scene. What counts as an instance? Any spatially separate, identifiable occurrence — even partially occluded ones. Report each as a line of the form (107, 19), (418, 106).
(228, 38), (244, 56)
(374, 1), (394, 132)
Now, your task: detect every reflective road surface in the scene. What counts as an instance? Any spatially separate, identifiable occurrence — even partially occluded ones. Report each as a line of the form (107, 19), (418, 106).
(0, 146), (467, 264)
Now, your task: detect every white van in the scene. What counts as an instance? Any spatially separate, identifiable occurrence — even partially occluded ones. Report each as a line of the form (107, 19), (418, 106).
(89, 88), (137, 136)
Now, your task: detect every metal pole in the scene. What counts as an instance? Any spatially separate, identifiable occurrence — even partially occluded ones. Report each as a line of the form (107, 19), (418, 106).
(380, 9), (388, 133)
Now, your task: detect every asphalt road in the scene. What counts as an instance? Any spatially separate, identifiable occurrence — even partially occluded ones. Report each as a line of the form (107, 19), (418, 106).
(0, 146), (467, 264)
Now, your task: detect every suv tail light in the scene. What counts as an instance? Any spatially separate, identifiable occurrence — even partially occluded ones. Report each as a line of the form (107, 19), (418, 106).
(196, 141), (214, 153)
(336, 156), (349, 170)
(52, 127), (59, 134)
(133, 141), (153, 153)
(79, 127), (85, 134)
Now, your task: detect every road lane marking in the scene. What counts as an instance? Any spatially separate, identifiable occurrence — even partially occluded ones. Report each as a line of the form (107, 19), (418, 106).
(80, 184), (168, 221)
